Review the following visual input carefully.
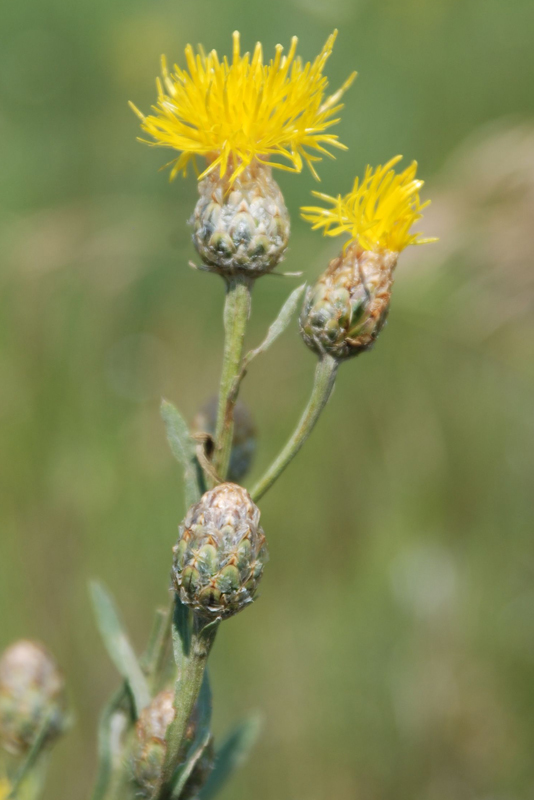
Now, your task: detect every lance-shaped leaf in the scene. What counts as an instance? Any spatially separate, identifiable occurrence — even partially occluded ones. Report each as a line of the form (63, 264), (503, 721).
(229, 284), (306, 404)
(90, 581), (151, 716)
(170, 671), (213, 798)
(161, 399), (205, 508)
(89, 684), (130, 800)
(198, 715), (261, 800)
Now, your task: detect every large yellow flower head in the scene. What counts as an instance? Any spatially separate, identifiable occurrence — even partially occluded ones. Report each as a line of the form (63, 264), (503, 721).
(301, 156), (436, 253)
(130, 30), (356, 183)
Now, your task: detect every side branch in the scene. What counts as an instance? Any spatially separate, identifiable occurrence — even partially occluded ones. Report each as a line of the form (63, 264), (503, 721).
(250, 353), (338, 501)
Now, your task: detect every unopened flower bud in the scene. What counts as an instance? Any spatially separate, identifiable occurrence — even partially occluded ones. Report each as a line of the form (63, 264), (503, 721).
(132, 689), (175, 796)
(172, 483), (267, 620)
(193, 398), (256, 483)
(132, 689), (214, 798)
(0, 640), (67, 755)
(191, 163), (290, 277)
(300, 243), (397, 360)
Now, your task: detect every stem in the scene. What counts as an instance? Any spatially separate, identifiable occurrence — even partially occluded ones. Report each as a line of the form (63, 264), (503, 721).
(250, 354), (339, 502)
(158, 617), (218, 796)
(212, 276), (252, 483)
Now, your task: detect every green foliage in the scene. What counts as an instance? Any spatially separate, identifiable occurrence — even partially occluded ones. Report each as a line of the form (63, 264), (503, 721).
(90, 582), (150, 717)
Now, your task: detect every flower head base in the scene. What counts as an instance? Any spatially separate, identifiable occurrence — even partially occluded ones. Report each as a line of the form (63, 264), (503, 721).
(301, 156), (436, 253)
(130, 30), (356, 183)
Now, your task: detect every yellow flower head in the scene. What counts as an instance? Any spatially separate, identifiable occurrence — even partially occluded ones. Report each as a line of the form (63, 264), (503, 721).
(130, 30), (356, 183)
(301, 156), (436, 253)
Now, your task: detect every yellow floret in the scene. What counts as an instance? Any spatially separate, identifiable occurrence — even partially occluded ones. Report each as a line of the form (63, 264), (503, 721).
(130, 30), (356, 183)
(301, 156), (437, 253)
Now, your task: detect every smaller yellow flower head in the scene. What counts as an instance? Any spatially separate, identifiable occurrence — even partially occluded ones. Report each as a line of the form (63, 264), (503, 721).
(301, 156), (437, 254)
(130, 31), (356, 183)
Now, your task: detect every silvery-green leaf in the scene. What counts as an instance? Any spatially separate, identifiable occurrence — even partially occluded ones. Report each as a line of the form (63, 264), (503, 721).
(243, 283), (306, 370)
(90, 581), (150, 716)
(161, 399), (205, 508)
(89, 684), (129, 800)
(198, 715), (261, 800)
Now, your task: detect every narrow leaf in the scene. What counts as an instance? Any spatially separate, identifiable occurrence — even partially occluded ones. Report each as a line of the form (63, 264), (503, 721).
(243, 283), (306, 369)
(198, 715), (262, 800)
(141, 606), (172, 681)
(90, 684), (130, 800)
(90, 581), (151, 716)
(161, 399), (204, 508)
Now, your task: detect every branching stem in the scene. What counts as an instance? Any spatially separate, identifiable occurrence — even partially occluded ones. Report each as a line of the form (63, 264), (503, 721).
(250, 353), (339, 501)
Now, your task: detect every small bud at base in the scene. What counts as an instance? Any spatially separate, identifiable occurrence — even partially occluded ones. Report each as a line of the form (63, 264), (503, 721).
(132, 689), (175, 796)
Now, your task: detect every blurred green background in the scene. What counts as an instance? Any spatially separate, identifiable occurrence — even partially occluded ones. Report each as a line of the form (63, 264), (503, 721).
(1, 0), (534, 797)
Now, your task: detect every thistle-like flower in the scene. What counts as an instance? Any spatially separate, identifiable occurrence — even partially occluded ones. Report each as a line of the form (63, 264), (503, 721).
(193, 397), (256, 483)
(0, 640), (67, 756)
(300, 157), (436, 359)
(172, 483), (267, 620)
(131, 31), (356, 276)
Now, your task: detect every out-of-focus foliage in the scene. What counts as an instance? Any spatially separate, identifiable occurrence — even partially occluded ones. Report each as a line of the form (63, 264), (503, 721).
(1, 0), (534, 798)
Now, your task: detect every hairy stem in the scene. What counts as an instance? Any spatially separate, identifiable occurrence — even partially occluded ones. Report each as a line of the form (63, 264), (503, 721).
(250, 353), (338, 501)
(212, 276), (252, 484)
(157, 617), (218, 797)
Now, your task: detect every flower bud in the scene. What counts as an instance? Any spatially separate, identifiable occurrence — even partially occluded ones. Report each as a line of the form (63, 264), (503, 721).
(299, 243), (398, 360)
(192, 398), (256, 483)
(132, 689), (175, 796)
(191, 163), (290, 277)
(132, 689), (214, 798)
(172, 483), (267, 620)
(0, 640), (67, 756)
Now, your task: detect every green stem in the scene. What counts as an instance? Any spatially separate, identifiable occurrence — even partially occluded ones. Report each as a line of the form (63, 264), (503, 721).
(212, 276), (252, 484)
(158, 617), (218, 797)
(250, 354), (339, 502)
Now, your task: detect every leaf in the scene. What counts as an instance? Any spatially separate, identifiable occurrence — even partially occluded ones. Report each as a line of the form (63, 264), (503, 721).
(198, 715), (262, 800)
(170, 671), (213, 798)
(243, 283), (306, 370)
(90, 581), (151, 716)
(89, 684), (130, 800)
(161, 399), (205, 508)
(141, 606), (172, 680)
(228, 284), (306, 406)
